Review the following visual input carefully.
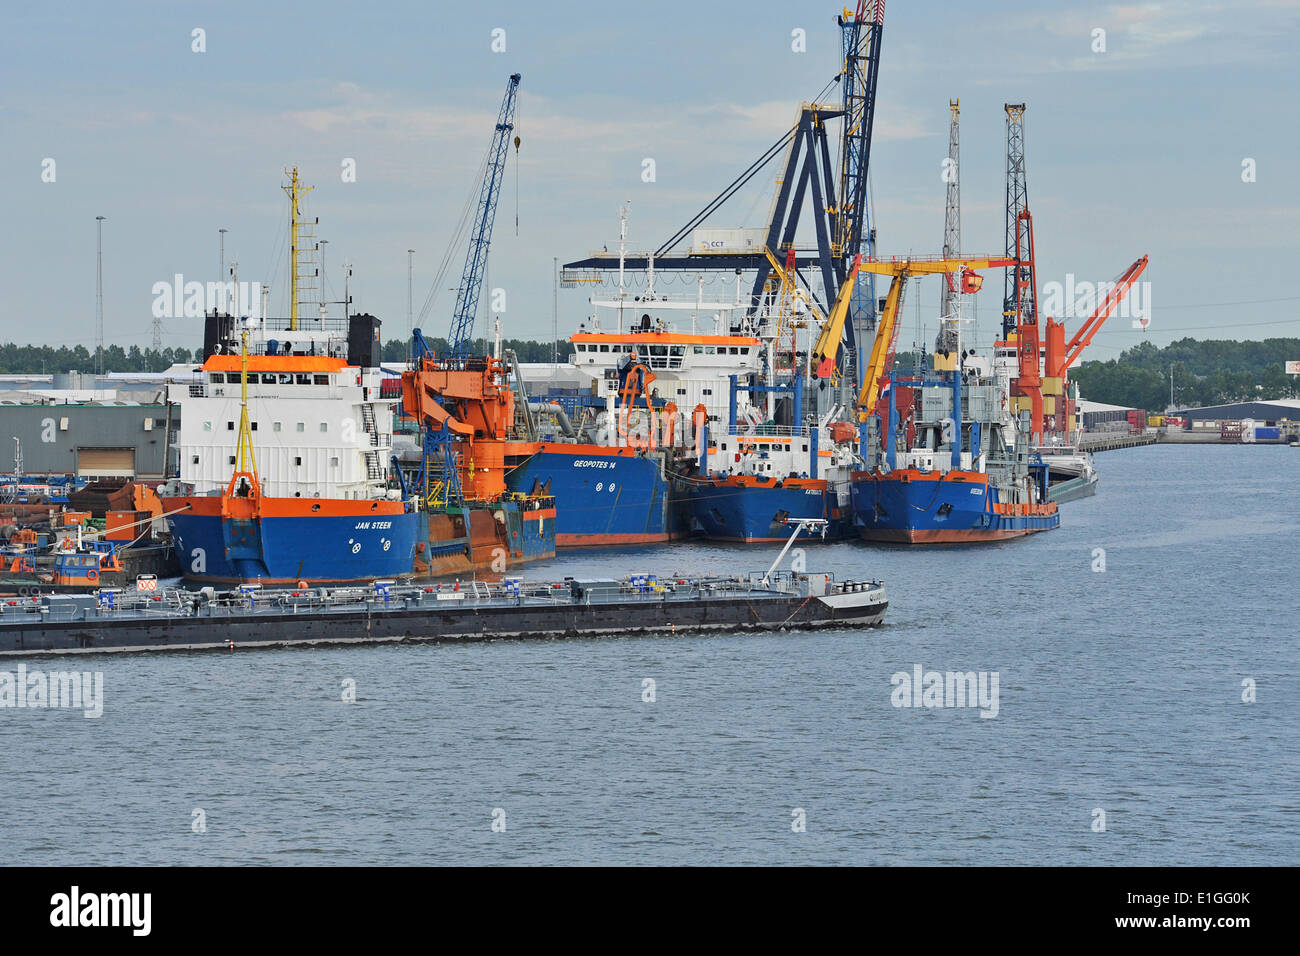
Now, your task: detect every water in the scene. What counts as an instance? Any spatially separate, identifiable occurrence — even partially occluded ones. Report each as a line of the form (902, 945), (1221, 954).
(2, 444), (1296, 865)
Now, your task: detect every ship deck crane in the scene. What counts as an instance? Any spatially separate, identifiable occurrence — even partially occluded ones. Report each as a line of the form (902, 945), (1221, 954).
(854, 255), (1014, 419)
(1047, 255), (1149, 377)
(401, 74), (522, 506)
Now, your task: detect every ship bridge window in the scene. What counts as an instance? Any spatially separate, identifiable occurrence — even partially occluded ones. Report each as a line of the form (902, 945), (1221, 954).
(296, 373), (311, 385)
(599, 344), (609, 352)
(278, 373), (292, 385)
(670, 346), (684, 356)
(729, 347), (739, 355)
(706, 347), (716, 355)
(209, 373), (222, 383)
(314, 374), (330, 385)
(650, 345), (668, 356)
(693, 346), (704, 354)
(741, 348), (750, 355)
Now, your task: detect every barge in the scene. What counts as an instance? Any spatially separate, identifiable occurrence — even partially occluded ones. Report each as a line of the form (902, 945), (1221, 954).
(0, 571), (887, 656)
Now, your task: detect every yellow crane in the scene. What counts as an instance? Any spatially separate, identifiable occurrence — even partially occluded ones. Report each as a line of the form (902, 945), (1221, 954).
(810, 254), (863, 379)
(855, 255), (1014, 419)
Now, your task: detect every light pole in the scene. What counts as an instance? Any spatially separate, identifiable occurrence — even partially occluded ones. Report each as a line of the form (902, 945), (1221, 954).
(407, 249), (415, 335)
(95, 216), (106, 379)
(218, 228), (228, 313)
(319, 239), (329, 326)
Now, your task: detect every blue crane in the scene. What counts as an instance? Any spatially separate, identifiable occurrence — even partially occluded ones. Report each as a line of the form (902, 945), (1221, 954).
(447, 72), (521, 362)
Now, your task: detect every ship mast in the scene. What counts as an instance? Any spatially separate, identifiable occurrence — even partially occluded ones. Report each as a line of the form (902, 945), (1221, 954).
(234, 325), (258, 483)
(282, 166), (316, 331)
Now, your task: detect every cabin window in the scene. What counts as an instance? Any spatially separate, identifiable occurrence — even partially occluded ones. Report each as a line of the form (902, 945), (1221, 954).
(313, 374), (330, 385)
(294, 457), (302, 466)
(296, 422), (305, 432)
(677, 388), (686, 395)
(703, 388), (713, 396)
(202, 421), (212, 431)
(191, 455), (199, 465)
(802, 444), (808, 452)
(228, 456), (236, 465)
(320, 422), (328, 432)
(226, 421), (235, 431)
(330, 457), (339, 467)
(273, 422), (282, 432)
(251, 422), (258, 431)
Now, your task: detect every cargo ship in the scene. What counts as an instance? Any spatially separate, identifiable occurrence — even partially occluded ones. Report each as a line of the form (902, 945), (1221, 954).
(850, 365), (1058, 542)
(847, 255), (1059, 543)
(162, 311), (553, 586)
(687, 251), (864, 542)
(507, 221), (777, 546)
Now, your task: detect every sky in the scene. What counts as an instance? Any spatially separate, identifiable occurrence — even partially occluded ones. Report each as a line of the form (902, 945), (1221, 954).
(1, 0), (1297, 362)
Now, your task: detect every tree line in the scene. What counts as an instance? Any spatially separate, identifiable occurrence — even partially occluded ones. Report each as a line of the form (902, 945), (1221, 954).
(5, 336), (1294, 413)
(1069, 338), (1299, 411)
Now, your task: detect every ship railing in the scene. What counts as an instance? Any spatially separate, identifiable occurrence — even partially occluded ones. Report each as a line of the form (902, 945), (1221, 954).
(723, 424), (812, 438)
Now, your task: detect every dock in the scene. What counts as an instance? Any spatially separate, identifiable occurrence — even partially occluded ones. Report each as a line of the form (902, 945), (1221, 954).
(1078, 432), (1157, 453)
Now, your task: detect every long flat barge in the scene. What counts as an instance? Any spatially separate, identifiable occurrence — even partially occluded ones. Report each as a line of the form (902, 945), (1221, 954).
(0, 572), (887, 656)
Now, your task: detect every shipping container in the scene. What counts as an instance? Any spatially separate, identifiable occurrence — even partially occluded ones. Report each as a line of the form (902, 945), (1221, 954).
(1255, 427), (1281, 441)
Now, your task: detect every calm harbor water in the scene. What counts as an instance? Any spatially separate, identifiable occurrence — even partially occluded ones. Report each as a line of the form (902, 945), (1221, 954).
(1, 444), (1295, 865)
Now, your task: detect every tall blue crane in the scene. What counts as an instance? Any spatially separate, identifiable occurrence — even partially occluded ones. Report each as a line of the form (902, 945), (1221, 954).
(448, 72), (521, 362)
(838, 1), (885, 388)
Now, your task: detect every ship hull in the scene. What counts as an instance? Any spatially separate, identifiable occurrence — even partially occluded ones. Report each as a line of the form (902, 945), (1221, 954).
(850, 470), (1059, 544)
(505, 444), (683, 547)
(689, 477), (849, 542)
(164, 496), (555, 585)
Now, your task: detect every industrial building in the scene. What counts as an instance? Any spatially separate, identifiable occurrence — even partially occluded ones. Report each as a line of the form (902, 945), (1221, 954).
(1174, 399), (1300, 424)
(0, 372), (183, 479)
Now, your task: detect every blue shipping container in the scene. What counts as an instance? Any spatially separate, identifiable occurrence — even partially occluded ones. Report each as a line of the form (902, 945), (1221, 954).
(1255, 427), (1281, 440)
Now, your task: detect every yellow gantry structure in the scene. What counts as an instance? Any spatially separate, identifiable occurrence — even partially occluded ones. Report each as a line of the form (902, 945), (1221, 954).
(855, 255), (1014, 419)
(282, 167), (316, 331)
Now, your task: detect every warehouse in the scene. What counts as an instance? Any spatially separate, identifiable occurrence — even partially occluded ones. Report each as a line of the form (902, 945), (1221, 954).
(0, 376), (179, 479)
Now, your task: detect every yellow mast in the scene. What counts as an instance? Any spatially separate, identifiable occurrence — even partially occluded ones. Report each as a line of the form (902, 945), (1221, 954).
(234, 328), (258, 479)
(282, 166), (316, 331)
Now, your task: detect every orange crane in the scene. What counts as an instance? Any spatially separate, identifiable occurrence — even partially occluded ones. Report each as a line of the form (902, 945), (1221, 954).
(1040, 254), (1149, 436)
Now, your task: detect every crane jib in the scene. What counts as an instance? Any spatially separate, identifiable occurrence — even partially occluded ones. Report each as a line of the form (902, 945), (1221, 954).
(449, 73), (522, 362)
